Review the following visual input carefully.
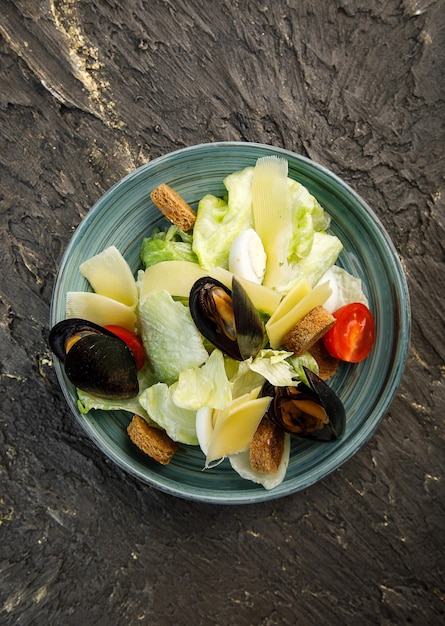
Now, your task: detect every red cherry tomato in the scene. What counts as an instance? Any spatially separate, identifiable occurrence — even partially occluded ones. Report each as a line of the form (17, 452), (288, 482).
(323, 303), (375, 363)
(104, 325), (146, 370)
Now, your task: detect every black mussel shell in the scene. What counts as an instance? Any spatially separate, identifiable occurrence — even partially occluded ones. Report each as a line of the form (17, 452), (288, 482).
(190, 277), (241, 360)
(231, 277), (264, 360)
(189, 276), (264, 361)
(265, 367), (346, 441)
(49, 318), (138, 399)
(64, 334), (139, 399)
(303, 367), (346, 439)
(49, 318), (116, 363)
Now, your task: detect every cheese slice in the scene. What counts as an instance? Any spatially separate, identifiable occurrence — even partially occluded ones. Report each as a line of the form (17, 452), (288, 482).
(66, 292), (137, 333)
(79, 246), (138, 307)
(266, 278), (311, 327)
(140, 261), (282, 315)
(266, 281), (332, 349)
(206, 394), (272, 466)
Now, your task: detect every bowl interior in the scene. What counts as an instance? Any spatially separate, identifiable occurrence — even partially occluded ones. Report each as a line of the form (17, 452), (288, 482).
(50, 142), (410, 504)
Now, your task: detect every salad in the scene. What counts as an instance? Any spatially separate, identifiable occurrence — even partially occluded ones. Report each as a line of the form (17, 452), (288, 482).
(49, 156), (375, 490)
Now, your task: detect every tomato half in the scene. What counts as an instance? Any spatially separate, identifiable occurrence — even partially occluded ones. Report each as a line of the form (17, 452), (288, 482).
(323, 303), (375, 363)
(104, 325), (146, 370)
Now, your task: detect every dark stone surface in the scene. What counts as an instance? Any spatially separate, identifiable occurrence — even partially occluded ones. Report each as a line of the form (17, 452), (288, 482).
(1, 0), (444, 624)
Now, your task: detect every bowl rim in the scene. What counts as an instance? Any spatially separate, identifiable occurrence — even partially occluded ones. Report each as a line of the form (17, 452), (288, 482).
(50, 141), (411, 504)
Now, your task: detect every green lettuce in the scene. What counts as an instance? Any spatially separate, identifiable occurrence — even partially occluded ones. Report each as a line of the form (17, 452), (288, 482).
(246, 349), (320, 388)
(138, 290), (208, 385)
(226, 359), (265, 400)
(319, 265), (369, 312)
(140, 225), (198, 268)
(249, 349), (300, 386)
(139, 382), (198, 444)
(287, 352), (320, 386)
(281, 231), (343, 293)
(288, 179), (331, 260)
(172, 348), (232, 410)
(191, 164), (338, 291)
(192, 166), (254, 269)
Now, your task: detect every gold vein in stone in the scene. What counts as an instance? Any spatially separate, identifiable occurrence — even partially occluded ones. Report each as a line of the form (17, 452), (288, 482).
(49, 0), (124, 130)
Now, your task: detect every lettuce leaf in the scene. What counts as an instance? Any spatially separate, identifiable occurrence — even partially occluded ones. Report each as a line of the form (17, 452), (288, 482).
(226, 359), (266, 400)
(245, 349), (319, 388)
(140, 225), (198, 268)
(318, 265), (369, 313)
(278, 231), (343, 293)
(192, 166), (254, 269)
(138, 290), (208, 385)
(288, 179), (331, 260)
(249, 349), (299, 386)
(139, 382), (198, 444)
(287, 352), (320, 386)
(192, 163), (339, 292)
(172, 349), (232, 410)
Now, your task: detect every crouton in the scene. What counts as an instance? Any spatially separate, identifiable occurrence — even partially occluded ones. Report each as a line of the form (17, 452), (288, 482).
(308, 339), (340, 380)
(127, 415), (178, 465)
(250, 417), (285, 474)
(283, 306), (335, 356)
(150, 183), (196, 232)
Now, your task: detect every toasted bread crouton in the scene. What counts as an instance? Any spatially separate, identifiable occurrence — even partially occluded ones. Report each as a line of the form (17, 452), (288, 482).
(283, 306), (335, 356)
(127, 415), (178, 465)
(250, 417), (285, 474)
(150, 183), (196, 231)
(308, 339), (340, 380)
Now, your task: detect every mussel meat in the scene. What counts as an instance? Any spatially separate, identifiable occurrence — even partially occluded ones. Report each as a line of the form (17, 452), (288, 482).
(264, 367), (346, 441)
(49, 318), (139, 399)
(189, 276), (265, 361)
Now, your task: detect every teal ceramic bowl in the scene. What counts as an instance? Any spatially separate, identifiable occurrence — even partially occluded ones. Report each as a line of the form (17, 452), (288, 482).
(50, 142), (410, 504)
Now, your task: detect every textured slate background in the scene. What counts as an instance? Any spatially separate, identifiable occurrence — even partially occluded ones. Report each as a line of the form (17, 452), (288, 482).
(1, 1), (444, 624)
